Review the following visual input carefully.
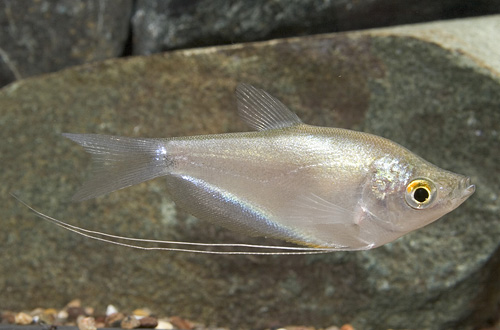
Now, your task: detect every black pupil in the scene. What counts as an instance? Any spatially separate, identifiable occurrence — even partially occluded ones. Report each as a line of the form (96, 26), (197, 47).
(414, 187), (429, 203)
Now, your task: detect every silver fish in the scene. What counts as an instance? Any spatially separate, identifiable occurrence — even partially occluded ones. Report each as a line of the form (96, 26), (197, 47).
(44, 84), (475, 252)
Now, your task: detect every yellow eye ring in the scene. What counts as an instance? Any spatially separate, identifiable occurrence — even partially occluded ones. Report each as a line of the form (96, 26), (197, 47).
(405, 178), (436, 209)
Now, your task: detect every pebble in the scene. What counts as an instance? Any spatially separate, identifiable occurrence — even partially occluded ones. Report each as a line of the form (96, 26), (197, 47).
(67, 306), (86, 321)
(121, 315), (141, 329)
(169, 316), (194, 330)
(44, 308), (58, 314)
(105, 312), (125, 328)
(38, 314), (55, 324)
(94, 315), (106, 329)
(0, 302), (364, 330)
(1, 311), (16, 324)
(57, 309), (69, 323)
(29, 307), (44, 317)
(67, 299), (82, 308)
(156, 318), (174, 330)
(139, 316), (159, 328)
(132, 308), (152, 318)
(106, 304), (119, 316)
(84, 307), (95, 316)
(14, 312), (33, 325)
(77, 316), (97, 330)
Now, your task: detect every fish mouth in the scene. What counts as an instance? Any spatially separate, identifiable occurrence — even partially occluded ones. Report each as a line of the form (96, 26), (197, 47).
(460, 177), (475, 198)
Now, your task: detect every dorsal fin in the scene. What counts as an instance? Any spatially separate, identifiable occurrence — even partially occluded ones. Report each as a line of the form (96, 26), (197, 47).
(235, 83), (303, 131)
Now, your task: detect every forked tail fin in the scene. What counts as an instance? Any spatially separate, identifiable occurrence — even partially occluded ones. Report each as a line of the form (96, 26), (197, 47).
(63, 133), (170, 201)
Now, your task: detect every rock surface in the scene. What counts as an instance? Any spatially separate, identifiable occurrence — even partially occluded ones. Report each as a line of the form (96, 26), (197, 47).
(131, 0), (500, 53)
(0, 0), (132, 86)
(2, 15), (499, 330)
(2, 0), (499, 88)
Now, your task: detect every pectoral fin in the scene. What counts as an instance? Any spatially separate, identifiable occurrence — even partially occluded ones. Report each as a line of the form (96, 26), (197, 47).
(277, 192), (377, 249)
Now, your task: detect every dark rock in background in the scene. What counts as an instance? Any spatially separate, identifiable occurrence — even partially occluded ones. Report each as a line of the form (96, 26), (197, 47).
(1, 16), (499, 330)
(131, 0), (500, 53)
(0, 0), (132, 87)
(1, 0), (499, 88)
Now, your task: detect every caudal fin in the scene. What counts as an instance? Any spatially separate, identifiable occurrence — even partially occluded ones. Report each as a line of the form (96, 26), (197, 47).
(63, 133), (169, 201)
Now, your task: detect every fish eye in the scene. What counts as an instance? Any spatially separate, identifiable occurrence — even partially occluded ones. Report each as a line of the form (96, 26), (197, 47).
(405, 178), (436, 209)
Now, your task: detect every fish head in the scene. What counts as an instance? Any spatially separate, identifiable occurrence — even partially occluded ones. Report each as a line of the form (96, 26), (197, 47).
(364, 154), (475, 235)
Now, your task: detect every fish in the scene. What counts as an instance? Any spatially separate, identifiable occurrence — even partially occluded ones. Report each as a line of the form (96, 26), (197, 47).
(14, 83), (475, 254)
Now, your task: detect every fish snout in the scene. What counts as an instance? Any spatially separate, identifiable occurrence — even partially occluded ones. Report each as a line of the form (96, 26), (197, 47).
(460, 177), (475, 198)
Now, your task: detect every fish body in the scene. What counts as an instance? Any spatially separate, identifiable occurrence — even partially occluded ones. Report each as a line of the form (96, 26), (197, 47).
(63, 84), (475, 250)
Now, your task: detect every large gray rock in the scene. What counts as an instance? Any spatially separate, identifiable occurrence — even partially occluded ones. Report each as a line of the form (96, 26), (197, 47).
(0, 0), (132, 87)
(2, 16), (499, 330)
(2, 0), (498, 89)
(131, 0), (500, 53)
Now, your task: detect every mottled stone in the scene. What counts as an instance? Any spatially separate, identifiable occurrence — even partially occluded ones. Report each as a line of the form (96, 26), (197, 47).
(105, 313), (125, 328)
(121, 315), (140, 329)
(14, 312), (32, 325)
(139, 316), (158, 329)
(1, 15), (499, 330)
(131, 0), (500, 53)
(77, 316), (97, 330)
(67, 306), (86, 322)
(0, 0), (132, 87)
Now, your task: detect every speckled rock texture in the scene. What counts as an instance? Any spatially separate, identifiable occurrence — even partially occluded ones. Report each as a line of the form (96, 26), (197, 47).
(2, 0), (499, 89)
(0, 0), (132, 86)
(131, 0), (500, 53)
(2, 16), (499, 330)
